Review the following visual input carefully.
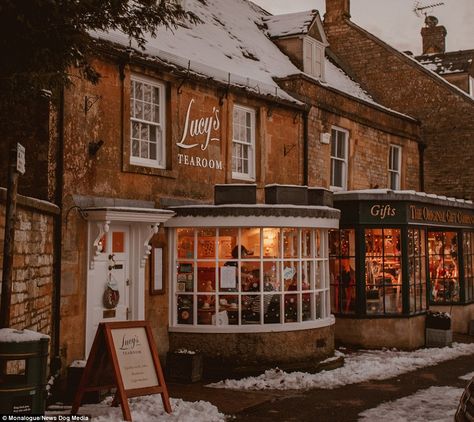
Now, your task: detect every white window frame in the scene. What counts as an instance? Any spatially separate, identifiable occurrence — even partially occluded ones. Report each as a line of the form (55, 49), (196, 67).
(130, 75), (166, 169)
(303, 37), (325, 80)
(169, 225), (334, 333)
(469, 76), (474, 97)
(330, 127), (349, 191)
(389, 145), (402, 190)
(232, 105), (256, 181)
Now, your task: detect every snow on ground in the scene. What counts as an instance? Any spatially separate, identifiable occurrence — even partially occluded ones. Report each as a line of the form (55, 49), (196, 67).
(48, 396), (225, 422)
(460, 371), (474, 381)
(210, 343), (474, 391)
(358, 386), (463, 422)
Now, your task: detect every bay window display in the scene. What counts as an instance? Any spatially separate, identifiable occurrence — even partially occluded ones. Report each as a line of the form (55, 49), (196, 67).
(463, 232), (474, 302)
(365, 228), (402, 315)
(173, 227), (330, 329)
(428, 231), (460, 303)
(329, 229), (356, 314)
(408, 228), (427, 313)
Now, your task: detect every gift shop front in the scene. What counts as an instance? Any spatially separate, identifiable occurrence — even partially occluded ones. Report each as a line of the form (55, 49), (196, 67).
(330, 190), (474, 349)
(164, 185), (340, 373)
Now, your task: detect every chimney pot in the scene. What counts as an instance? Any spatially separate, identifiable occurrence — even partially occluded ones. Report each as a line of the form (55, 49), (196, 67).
(421, 16), (447, 54)
(324, 0), (351, 23)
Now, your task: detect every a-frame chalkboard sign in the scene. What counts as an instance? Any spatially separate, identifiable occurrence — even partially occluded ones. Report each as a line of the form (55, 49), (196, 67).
(71, 321), (171, 421)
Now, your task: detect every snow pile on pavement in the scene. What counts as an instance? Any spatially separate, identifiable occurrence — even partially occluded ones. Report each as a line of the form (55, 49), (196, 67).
(48, 396), (225, 422)
(210, 342), (474, 391)
(460, 371), (474, 381)
(358, 386), (463, 422)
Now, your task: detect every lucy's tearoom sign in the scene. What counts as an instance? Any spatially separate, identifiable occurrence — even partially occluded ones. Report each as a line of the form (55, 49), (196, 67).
(176, 98), (223, 170)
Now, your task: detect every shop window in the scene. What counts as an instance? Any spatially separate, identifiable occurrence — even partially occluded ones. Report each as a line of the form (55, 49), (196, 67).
(130, 76), (166, 169)
(389, 145), (402, 190)
(408, 228), (427, 313)
(330, 127), (348, 191)
(463, 232), (474, 302)
(365, 228), (402, 315)
(232, 105), (255, 180)
(172, 227), (330, 330)
(428, 231), (460, 304)
(303, 37), (325, 80)
(329, 229), (356, 314)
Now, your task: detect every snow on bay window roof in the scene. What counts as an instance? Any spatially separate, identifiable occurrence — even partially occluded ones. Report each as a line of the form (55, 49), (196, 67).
(91, 0), (413, 117)
(264, 10), (319, 38)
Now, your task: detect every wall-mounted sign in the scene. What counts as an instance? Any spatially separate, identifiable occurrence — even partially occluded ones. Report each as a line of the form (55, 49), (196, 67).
(16, 143), (25, 175)
(176, 98), (223, 170)
(370, 204), (397, 220)
(409, 204), (474, 226)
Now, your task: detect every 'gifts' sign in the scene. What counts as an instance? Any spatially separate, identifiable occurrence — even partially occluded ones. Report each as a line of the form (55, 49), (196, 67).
(176, 98), (223, 170)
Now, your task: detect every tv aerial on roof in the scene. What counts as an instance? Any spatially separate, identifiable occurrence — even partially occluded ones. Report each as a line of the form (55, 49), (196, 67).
(413, 1), (445, 18)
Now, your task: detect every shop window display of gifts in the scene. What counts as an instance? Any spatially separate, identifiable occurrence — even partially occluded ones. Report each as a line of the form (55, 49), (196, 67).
(425, 311), (452, 347)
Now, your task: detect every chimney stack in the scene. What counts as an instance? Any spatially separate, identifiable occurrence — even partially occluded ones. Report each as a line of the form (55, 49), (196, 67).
(324, 0), (351, 24)
(421, 16), (447, 54)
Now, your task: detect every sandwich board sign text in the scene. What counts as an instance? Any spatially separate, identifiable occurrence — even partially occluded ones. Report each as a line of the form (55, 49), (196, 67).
(71, 321), (171, 421)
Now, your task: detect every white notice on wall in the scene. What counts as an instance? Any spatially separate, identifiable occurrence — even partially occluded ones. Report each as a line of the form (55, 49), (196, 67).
(220, 266), (236, 289)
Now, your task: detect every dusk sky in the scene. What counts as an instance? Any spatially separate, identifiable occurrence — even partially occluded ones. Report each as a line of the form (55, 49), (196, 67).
(251, 0), (474, 55)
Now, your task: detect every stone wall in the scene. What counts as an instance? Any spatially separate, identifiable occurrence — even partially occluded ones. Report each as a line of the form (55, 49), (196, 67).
(0, 188), (59, 334)
(323, 11), (474, 200)
(279, 75), (421, 191)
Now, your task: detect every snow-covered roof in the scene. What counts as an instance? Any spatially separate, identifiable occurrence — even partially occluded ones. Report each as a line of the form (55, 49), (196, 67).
(92, 0), (414, 117)
(416, 49), (474, 76)
(264, 10), (319, 38)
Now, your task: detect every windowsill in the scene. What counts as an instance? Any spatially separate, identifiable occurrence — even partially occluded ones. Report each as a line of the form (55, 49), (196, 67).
(232, 174), (256, 183)
(169, 316), (335, 333)
(329, 186), (346, 192)
(123, 161), (178, 179)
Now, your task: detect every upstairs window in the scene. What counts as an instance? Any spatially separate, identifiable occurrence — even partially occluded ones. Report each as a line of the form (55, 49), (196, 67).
(130, 76), (166, 168)
(303, 38), (325, 80)
(330, 127), (349, 191)
(389, 145), (402, 190)
(232, 105), (255, 180)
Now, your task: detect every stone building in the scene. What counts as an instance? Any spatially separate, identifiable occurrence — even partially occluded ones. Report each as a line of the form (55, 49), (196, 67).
(47, 0), (422, 374)
(415, 15), (474, 96)
(323, 0), (474, 201)
(2, 0), (473, 381)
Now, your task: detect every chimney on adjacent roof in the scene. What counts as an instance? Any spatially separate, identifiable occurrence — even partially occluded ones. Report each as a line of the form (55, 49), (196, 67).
(421, 16), (447, 54)
(324, 0), (351, 23)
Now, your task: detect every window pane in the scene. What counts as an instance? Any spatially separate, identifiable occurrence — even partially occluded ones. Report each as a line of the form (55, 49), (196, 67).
(197, 295), (215, 325)
(242, 295), (260, 324)
(177, 295), (193, 324)
(264, 294), (281, 324)
(218, 295), (238, 325)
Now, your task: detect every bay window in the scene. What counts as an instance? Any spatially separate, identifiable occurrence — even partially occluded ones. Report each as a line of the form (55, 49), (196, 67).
(173, 227), (330, 331)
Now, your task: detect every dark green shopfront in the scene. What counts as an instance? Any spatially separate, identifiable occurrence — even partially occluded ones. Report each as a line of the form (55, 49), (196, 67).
(329, 190), (474, 349)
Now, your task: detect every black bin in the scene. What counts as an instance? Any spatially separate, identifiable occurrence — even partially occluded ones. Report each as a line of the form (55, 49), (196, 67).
(0, 329), (49, 415)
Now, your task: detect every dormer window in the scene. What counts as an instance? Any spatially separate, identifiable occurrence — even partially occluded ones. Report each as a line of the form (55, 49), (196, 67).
(303, 37), (325, 80)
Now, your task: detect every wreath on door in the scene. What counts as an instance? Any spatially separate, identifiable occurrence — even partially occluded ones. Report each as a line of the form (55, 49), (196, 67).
(103, 278), (120, 309)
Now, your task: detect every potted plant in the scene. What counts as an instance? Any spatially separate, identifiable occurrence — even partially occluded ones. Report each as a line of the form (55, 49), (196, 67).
(425, 311), (452, 347)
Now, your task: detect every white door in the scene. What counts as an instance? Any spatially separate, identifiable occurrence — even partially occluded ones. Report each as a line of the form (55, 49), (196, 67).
(86, 225), (130, 355)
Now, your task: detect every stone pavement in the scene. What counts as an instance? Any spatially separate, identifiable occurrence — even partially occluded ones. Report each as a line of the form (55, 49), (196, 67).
(168, 334), (474, 421)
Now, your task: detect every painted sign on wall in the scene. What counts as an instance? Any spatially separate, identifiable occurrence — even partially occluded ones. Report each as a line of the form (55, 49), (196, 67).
(176, 98), (223, 170)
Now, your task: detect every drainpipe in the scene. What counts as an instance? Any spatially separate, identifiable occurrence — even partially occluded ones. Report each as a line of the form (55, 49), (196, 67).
(50, 86), (64, 375)
(303, 106), (310, 186)
(418, 142), (426, 192)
